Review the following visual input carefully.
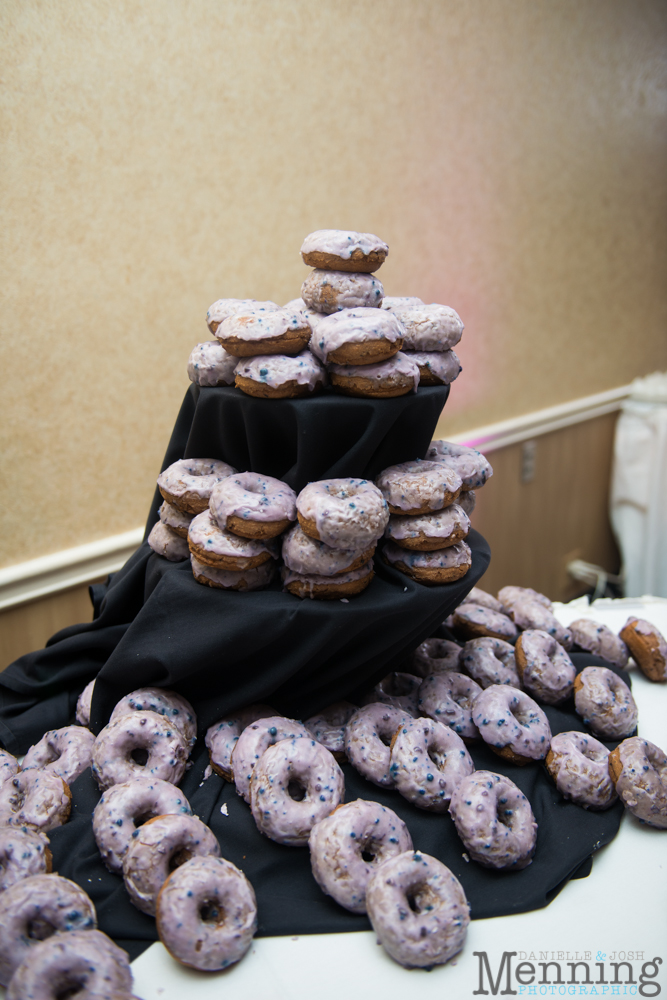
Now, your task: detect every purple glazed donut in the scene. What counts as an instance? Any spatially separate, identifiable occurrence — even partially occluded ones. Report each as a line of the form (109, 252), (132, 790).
(301, 269), (384, 314)
(460, 637), (520, 689)
(91, 710), (188, 791)
(412, 638), (462, 677)
(389, 717), (474, 811)
(515, 630), (576, 705)
(304, 701), (357, 758)
(147, 520), (190, 561)
(365, 851), (470, 969)
(22, 726), (95, 785)
(157, 458), (237, 515)
(206, 297), (277, 334)
(573, 666), (638, 740)
(296, 478), (389, 550)
(75, 680), (95, 727)
(93, 776), (193, 873)
(205, 704), (276, 781)
(425, 440), (493, 491)
(546, 732), (618, 810)
(0, 749), (19, 785)
(250, 737), (344, 846)
(608, 737), (667, 828)
(344, 703), (413, 788)
(464, 587), (504, 613)
(159, 499), (194, 538)
(232, 715), (310, 803)
(309, 308), (402, 364)
(0, 826), (51, 891)
(191, 553), (276, 591)
(448, 770), (538, 869)
(375, 460), (462, 515)
(281, 559), (374, 600)
(498, 586), (552, 613)
(472, 685), (551, 763)
(511, 600), (573, 650)
(6, 930), (132, 1000)
(569, 619), (629, 669)
(187, 340), (238, 387)
(309, 799), (413, 913)
(384, 505), (470, 551)
(0, 771), (71, 832)
(188, 508), (279, 569)
(209, 472), (297, 536)
(417, 672), (482, 740)
(0, 875), (96, 986)
(383, 303), (464, 352)
(110, 688), (197, 749)
(123, 814), (220, 915)
(156, 856), (257, 971)
(282, 522), (374, 576)
(363, 672), (421, 715)
(402, 349), (462, 387)
(452, 603), (518, 642)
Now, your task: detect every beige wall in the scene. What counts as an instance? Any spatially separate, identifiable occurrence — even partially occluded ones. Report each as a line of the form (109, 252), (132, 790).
(1, 0), (666, 569)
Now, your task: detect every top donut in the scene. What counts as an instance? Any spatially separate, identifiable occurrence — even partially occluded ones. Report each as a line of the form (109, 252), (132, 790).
(301, 230), (389, 273)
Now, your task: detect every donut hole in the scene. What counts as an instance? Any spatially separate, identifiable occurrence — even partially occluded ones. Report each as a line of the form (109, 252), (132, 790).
(130, 748), (150, 767)
(287, 780), (307, 802)
(199, 898), (225, 927)
(377, 727), (396, 748)
(133, 810), (157, 828)
(427, 744), (447, 771)
(42, 740), (62, 765)
(168, 847), (193, 872)
(27, 916), (56, 941)
(53, 975), (87, 1000)
(405, 882), (438, 915)
(496, 799), (514, 829)
(380, 674), (417, 699)
(361, 849), (376, 863)
(509, 702), (533, 727)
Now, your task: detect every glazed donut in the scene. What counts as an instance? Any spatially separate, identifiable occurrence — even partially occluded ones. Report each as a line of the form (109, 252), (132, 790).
(510, 599), (573, 650)
(205, 704), (276, 781)
(412, 638), (462, 677)
(515, 630), (576, 705)
(123, 814), (220, 915)
(608, 737), (667, 828)
(573, 666), (638, 739)
(206, 297), (277, 334)
(210, 472), (297, 540)
(619, 617), (667, 682)
(457, 489), (476, 516)
(301, 270), (384, 314)
(250, 737), (345, 845)
(282, 522), (375, 576)
(310, 308), (403, 366)
(235, 350), (327, 398)
(232, 715), (310, 803)
(344, 703), (412, 787)
(385, 504), (470, 551)
(364, 672), (421, 715)
(282, 560), (374, 599)
(157, 458), (237, 515)
(472, 685), (551, 764)
(297, 478), (389, 550)
(425, 440), (492, 491)
(465, 587), (504, 613)
(300, 229), (388, 273)
(460, 637), (520, 689)
(0, 748), (19, 785)
(191, 553), (276, 591)
(390, 716), (474, 811)
(0, 874), (96, 986)
(329, 351), (420, 398)
(402, 349), (461, 386)
(216, 305), (311, 357)
(383, 303), (464, 352)
(147, 521), (190, 561)
(381, 295), (424, 310)
(375, 460), (462, 515)
(417, 671), (482, 740)
(569, 618), (629, 669)
(448, 771), (537, 869)
(91, 710), (188, 791)
(188, 508), (278, 570)
(383, 540), (472, 585)
(451, 603), (518, 642)
(75, 680), (95, 727)
(22, 726), (95, 785)
(304, 701), (357, 759)
(110, 687), (197, 749)
(156, 856), (257, 971)
(0, 771), (71, 832)
(497, 585), (551, 613)
(6, 930), (132, 1000)
(0, 827), (51, 891)
(158, 500), (193, 538)
(309, 799), (413, 913)
(187, 340), (238, 386)
(365, 851), (470, 969)
(92, 776), (192, 873)
(545, 731), (617, 810)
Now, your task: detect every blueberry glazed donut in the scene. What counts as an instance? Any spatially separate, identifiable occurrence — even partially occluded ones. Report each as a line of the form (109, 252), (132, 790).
(0, 748), (20, 785)
(301, 270), (384, 313)
(451, 602), (518, 642)
(328, 352), (420, 399)
(191, 554), (276, 591)
(157, 458), (237, 515)
(545, 732), (618, 810)
(188, 508), (279, 570)
(412, 637), (462, 677)
(282, 560), (375, 600)
(22, 725), (95, 785)
(158, 500), (194, 538)
(147, 521), (190, 561)
(383, 539), (472, 585)
(310, 308), (403, 366)
(234, 350), (327, 398)
(300, 229), (389, 273)
(282, 522), (375, 576)
(363, 672), (421, 715)
(389, 717), (474, 811)
(232, 715), (310, 802)
(608, 737), (667, 828)
(304, 701), (357, 760)
(210, 472), (297, 540)
(472, 685), (551, 764)
(619, 617), (667, 682)
(0, 826), (51, 891)
(91, 710), (188, 791)
(385, 504), (470, 551)
(216, 304), (311, 357)
(297, 478), (389, 550)
(110, 687), (197, 749)
(448, 771), (538, 869)
(573, 666), (638, 740)
(403, 349), (462, 386)
(344, 703), (412, 787)
(460, 637), (520, 688)
(568, 618), (629, 669)
(425, 440), (493, 491)
(375, 460), (462, 515)
(382, 303), (464, 353)
(509, 599), (573, 650)
(0, 771), (71, 832)
(417, 672), (482, 740)
(75, 679), (95, 727)
(205, 704), (276, 781)
(206, 297), (277, 334)
(6, 930), (134, 1000)
(187, 341), (238, 387)
(515, 629), (576, 705)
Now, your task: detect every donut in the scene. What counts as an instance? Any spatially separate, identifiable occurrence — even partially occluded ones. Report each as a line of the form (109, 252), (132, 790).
(329, 351), (419, 398)
(147, 521), (190, 561)
(250, 737), (345, 845)
(209, 472), (297, 540)
(383, 302), (464, 352)
(283, 297), (323, 334)
(157, 458), (237, 515)
(497, 585), (552, 613)
(22, 726), (95, 785)
(510, 599), (573, 650)
(0, 748), (19, 785)
(451, 603), (518, 642)
(216, 305), (311, 357)
(6, 929), (133, 1000)
(156, 856), (257, 971)
(344, 703), (412, 787)
(0, 771), (71, 832)
(304, 701), (357, 759)
(158, 500), (193, 538)
(123, 814), (220, 915)
(464, 587), (504, 613)
(191, 553), (276, 591)
(383, 539), (472, 585)
(425, 440), (492, 491)
(573, 666), (638, 739)
(381, 295), (424, 310)
(282, 522), (375, 576)
(608, 737), (667, 828)
(457, 489), (476, 516)
(235, 350), (327, 398)
(301, 270), (384, 314)
(187, 340), (238, 387)
(417, 671), (482, 740)
(545, 732), (618, 810)
(300, 229), (388, 273)
(365, 851), (470, 969)
(92, 776), (193, 873)
(232, 715), (310, 803)
(310, 307), (403, 366)
(390, 717), (474, 811)
(448, 771), (538, 869)
(110, 687), (197, 749)
(205, 704), (276, 781)
(297, 478), (389, 550)
(309, 799), (413, 913)
(515, 629), (576, 705)
(568, 618), (629, 669)
(385, 504), (470, 550)
(0, 827), (51, 891)
(375, 460), (462, 515)
(460, 637), (520, 688)
(206, 297), (278, 334)
(0, 874), (96, 986)
(472, 685), (551, 764)
(363, 672), (421, 715)
(402, 349), (462, 386)
(282, 560), (374, 599)
(412, 638), (462, 677)
(91, 710), (189, 791)
(188, 508), (279, 570)
(75, 680), (95, 728)
(619, 617), (667, 682)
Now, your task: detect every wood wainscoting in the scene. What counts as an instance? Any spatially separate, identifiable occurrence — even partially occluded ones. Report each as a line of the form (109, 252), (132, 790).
(0, 583), (96, 671)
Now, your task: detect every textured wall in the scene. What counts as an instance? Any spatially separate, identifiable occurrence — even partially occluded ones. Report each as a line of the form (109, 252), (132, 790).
(1, 0), (666, 566)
